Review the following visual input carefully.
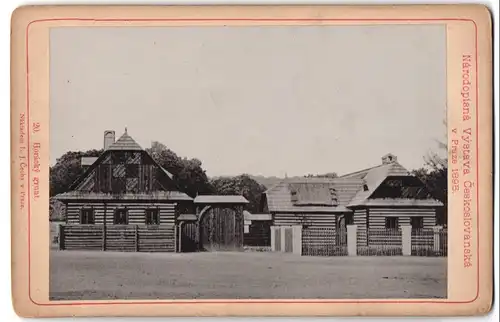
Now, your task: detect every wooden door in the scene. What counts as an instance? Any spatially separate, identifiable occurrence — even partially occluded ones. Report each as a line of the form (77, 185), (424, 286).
(200, 207), (243, 251)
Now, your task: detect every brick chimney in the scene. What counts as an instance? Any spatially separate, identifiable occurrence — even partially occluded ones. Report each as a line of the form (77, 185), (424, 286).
(382, 153), (397, 165)
(104, 130), (115, 150)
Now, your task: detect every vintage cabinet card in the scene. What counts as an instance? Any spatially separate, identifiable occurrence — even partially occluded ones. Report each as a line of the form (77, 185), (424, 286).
(10, 4), (493, 317)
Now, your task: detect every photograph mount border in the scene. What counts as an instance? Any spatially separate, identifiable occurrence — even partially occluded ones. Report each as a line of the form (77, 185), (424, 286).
(25, 16), (479, 307)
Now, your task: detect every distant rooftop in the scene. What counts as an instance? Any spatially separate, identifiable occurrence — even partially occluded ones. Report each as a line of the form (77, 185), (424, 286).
(81, 156), (98, 166)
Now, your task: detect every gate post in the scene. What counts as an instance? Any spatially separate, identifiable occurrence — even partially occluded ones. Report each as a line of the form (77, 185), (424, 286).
(433, 226), (442, 254)
(402, 225), (412, 256)
(347, 225), (357, 256)
(292, 225), (302, 255)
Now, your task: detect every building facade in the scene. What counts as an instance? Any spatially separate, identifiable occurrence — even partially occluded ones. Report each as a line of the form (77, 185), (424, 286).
(260, 153), (444, 246)
(54, 129), (248, 252)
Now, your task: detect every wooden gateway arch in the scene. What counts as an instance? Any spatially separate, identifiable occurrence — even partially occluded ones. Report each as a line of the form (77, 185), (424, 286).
(176, 195), (249, 252)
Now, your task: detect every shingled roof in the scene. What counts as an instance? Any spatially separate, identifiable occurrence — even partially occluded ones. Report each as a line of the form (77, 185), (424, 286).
(107, 130), (143, 151)
(67, 129), (176, 190)
(343, 161), (411, 207)
(263, 177), (365, 213)
(264, 154), (443, 212)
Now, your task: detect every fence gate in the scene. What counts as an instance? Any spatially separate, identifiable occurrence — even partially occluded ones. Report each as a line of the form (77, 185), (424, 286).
(274, 227), (282, 251)
(200, 207), (243, 251)
(284, 227), (294, 252)
(271, 226), (301, 254)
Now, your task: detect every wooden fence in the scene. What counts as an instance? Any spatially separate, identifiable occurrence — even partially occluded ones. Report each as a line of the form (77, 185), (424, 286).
(411, 228), (448, 256)
(269, 225), (447, 257)
(357, 228), (403, 256)
(60, 224), (176, 252)
(302, 227), (347, 256)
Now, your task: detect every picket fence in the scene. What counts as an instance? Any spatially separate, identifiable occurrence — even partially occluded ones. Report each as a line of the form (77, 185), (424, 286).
(271, 225), (447, 257)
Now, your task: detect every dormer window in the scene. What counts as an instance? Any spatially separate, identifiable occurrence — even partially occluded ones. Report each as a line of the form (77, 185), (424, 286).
(291, 189), (298, 202)
(363, 184), (369, 191)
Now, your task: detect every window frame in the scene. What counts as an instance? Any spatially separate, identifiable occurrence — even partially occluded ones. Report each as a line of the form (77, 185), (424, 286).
(410, 216), (424, 230)
(113, 208), (129, 225)
(385, 217), (399, 230)
(145, 208), (160, 225)
(80, 208), (95, 225)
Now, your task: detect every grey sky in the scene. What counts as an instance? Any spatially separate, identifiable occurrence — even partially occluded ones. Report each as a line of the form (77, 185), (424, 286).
(50, 25), (446, 177)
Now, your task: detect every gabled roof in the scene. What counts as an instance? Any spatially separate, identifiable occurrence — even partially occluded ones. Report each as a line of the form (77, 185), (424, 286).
(194, 195), (249, 204)
(107, 131), (143, 151)
(264, 177), (364, 213)
(264, 159), (443, 212)
(343, 161), (412, 207)
(66, 130), (177, 192)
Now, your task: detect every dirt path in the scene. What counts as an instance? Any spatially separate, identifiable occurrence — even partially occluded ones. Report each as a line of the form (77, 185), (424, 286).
(50, 251), (447, 300)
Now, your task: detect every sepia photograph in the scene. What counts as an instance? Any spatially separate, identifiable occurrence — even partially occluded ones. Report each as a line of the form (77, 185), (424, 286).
(48, 24), (448, 301)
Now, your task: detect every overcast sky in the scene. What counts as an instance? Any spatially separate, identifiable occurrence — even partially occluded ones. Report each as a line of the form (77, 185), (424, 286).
(50, 25), (446, 177)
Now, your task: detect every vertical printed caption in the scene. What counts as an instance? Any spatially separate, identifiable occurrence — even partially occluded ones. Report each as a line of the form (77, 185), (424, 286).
(450, 54), (475, 269)
(18, 113), (42, 210)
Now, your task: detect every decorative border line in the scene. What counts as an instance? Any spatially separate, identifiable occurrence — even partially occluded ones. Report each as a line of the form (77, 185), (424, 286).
(25, 17), (479, 306)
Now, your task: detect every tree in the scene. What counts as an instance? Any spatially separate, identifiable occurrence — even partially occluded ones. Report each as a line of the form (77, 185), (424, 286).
(145, 141), (213, 197)
(50, 198), (66, 221)
(50, 149), (103, 196)
(50, 141), (214, 198)
(412, 118), (448, 226)
(210, 175), (267, 213)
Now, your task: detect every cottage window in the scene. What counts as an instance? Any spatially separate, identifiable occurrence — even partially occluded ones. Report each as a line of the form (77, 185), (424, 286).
(80, 208), (95, 224)
(385, 217), (398, 230)
(345, 214), (354, 225)
(114, 208), (128, 225)
(145, 209), (160, 225)
(410, 217), (424, 230)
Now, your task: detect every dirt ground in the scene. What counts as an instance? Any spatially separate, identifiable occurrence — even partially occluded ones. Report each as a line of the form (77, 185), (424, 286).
(49, 250), (447, 300)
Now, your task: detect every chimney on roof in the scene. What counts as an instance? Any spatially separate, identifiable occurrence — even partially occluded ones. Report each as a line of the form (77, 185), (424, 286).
(382, 153), (397, 165)
(104, 130), (115, 150)
(329, 187), (338, 206)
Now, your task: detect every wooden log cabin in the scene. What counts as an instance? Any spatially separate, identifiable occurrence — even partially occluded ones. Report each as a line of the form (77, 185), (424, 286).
(54, 129), (248, 253)
(260, 153), (444, 246)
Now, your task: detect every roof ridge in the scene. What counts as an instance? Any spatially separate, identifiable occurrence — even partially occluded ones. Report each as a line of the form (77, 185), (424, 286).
(108, 131), (143, 151)
(339, 164), (381, 178)
(264, 178), (287, 194)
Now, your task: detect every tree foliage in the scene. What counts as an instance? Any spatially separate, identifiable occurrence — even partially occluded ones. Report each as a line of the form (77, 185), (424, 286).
(50, 198), (66, 221)
(412, 120), (448, 226)
(210, 175), (267, 213)
(145, 141), (214, 197)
